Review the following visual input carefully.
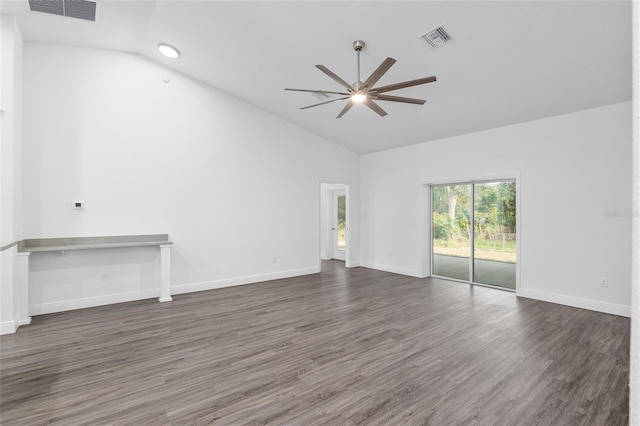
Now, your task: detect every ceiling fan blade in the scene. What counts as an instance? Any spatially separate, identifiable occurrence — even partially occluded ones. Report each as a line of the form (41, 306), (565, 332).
(363, 99), (388, 117)
(299, 97), (349, 110)
(336, 101), (354, 119)
(373, 94), (426, 105)
(372, 76), (437, 94)
(316, 65), (353, 91)
(362, 57), (396, 90)
(285, 88), (351, 96)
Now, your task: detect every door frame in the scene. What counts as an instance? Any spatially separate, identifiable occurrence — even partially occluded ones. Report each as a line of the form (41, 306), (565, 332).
(318, 182), (351, 269)
(419, 173), (521, 292)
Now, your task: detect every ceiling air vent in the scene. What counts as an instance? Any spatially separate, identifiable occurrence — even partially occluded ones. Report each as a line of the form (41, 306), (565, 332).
(29, 0), (97, 22)
(311, 91), (330, 100)
(420, 26), (451, 48)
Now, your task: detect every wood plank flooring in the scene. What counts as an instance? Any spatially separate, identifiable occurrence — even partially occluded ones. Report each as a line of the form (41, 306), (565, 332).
(0, 261), (630, 425)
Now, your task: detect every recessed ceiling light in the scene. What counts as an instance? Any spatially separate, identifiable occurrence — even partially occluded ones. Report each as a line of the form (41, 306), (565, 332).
(157, 43), (180, 59)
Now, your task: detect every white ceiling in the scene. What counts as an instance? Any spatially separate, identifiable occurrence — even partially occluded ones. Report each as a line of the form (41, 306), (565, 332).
(1, 1), (632, 154)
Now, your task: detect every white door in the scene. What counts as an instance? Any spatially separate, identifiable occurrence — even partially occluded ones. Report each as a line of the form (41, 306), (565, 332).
(332, 190), (346, 261)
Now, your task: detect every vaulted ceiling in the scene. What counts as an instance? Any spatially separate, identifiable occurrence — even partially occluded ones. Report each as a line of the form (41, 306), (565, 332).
(1, 1), (632, 154)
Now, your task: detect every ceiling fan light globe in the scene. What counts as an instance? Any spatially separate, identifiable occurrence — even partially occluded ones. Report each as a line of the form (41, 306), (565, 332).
(351, 93), (367, 103)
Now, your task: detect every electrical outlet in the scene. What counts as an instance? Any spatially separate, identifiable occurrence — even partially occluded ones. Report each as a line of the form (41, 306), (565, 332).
(389, 252), (393, 258)
(100, 274), (109, 282)
(600, 277), (608, 288)
(272, 256), (277, 264)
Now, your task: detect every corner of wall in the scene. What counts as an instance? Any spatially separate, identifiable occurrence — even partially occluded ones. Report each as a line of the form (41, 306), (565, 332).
(0, 14), (23, 335)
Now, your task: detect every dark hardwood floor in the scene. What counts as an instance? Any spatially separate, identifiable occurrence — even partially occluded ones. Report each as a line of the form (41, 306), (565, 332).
(0, 261), (629, 425)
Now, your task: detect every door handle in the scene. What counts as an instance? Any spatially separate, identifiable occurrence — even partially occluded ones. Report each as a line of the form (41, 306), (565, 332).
(332, 227), (336, 230)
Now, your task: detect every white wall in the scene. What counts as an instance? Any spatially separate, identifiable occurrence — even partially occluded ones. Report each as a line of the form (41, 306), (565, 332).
(630, 1), (639, 420)
(0, 14), (23, 334)
(361, 102), (632, 316)
(22, 43), (360, 313)
(28, 247), (161, 315)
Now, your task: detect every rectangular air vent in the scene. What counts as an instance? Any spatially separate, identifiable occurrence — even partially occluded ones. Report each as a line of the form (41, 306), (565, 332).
(311, 91), (330, 100)
(29, 0), (97, 22)
(420, 26), (451, 48)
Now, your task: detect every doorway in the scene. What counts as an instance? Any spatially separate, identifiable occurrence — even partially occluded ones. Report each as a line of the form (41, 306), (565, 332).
(332, 190), (347, 261)
(319, 183), (349, 268)
(431, 179), (517, 290)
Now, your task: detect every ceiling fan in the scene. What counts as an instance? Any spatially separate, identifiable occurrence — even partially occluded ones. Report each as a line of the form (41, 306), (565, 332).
(285, 40), (437, 118)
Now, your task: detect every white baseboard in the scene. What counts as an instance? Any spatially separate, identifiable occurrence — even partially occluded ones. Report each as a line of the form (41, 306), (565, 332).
(0, 320), (16, 335)
(17, 317), (31, 326)
(517, 288), (630, 317)
(172, 266), (320, 295)
(0, 316), (32, 335)
(30, 289), (160, 316)
(359, 261), (420, 278)
(346, 260), (361, 268)
(320, 253), (330, 260)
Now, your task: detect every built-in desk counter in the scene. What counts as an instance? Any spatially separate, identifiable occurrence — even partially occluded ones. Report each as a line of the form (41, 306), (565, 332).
(19, 234), (172, 253)
(16, 234), (173, 327)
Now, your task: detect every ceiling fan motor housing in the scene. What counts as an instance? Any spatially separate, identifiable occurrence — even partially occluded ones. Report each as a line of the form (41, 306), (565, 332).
(353, 40), (365, 51)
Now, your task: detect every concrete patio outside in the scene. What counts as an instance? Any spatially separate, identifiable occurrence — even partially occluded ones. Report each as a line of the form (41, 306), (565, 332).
(433, 254), (516, 289)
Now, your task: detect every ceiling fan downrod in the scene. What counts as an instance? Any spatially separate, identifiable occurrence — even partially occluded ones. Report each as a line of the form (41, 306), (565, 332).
(353, 40), (365, 90)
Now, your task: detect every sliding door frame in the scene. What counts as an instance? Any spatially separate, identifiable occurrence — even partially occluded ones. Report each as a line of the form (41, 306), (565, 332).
(420, 173), (521, 293)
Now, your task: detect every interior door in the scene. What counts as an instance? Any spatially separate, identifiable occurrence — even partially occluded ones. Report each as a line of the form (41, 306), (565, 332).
(332, 190), (346, 261)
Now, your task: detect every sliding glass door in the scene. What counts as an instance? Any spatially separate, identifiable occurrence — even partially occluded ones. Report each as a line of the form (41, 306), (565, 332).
(432, 180), (516, 289)
(473, 182), (516, 288)
(432, 184), (471, 281)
